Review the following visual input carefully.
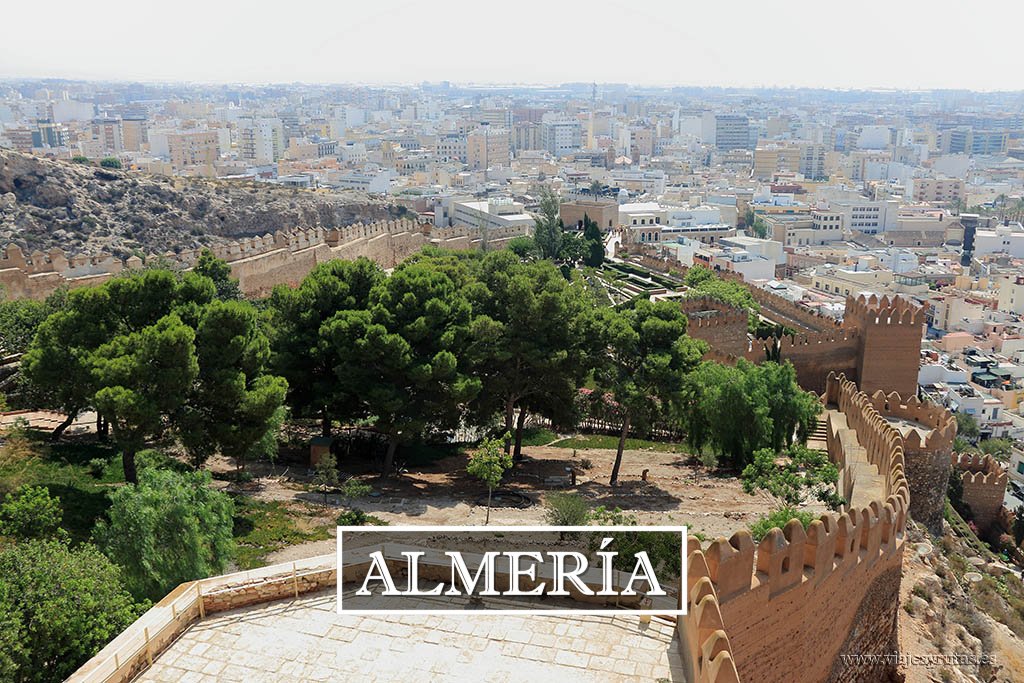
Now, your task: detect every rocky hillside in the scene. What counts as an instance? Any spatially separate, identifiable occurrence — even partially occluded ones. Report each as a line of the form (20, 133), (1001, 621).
(0, 149), (410, 259)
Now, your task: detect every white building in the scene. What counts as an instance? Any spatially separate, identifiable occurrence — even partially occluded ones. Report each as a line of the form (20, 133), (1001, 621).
(448, 197), (535, 231)
(332, 169), (397, 194)
(974, 223), (1024, 258)
(664, 205), (722, 227)
(540, 115), (582, 157)
(719, 236), (785, 265)
(997, 276), (1024, 314)
(830, 199), (899, 234)
(239, 118), (284, 165)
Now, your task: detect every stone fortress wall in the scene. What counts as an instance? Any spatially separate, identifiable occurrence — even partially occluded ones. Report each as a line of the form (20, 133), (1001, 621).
(952, 453), (1009, 534)
(686, 372), (915, 683)
(698, 290), (922, 397)
(0, 220), (529, 300)
(634, 254), (926, 398)
(678, 297), (750, 358)
(866, 390), (956, 536)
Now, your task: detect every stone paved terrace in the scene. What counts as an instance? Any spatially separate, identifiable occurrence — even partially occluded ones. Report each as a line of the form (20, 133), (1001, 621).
(136, 589), (683, 682)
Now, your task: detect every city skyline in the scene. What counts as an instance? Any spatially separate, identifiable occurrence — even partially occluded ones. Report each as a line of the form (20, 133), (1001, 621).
(4, 0), (1024, 91)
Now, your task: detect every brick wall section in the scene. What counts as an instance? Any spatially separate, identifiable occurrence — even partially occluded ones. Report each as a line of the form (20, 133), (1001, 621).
(826, 565), (902, 682)
(953, 453), (1009, 534)
(744, 331), (860, 394)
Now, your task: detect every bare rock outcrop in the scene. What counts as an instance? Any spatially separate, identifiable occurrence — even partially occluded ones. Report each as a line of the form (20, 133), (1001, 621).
(0, 149), (410, 258)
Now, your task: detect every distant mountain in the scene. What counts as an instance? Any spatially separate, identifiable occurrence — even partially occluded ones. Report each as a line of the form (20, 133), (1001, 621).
(0, 150), (408, 258)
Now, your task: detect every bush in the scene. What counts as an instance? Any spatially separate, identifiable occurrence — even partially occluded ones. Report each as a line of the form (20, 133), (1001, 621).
(544, 492), (590, 526)
(749, 507), (816, 542)
(579, 457), (593, 470)
(0, 540), (143, 682)
(0, 485), (65, 541)
(698, 450), (718, 469)
(99, 157), (122, 169)
(336, 509), (387, 526)
(95, 468), (235, 600)
(87, 457), (108, 478)
(340, 478), (372, 502)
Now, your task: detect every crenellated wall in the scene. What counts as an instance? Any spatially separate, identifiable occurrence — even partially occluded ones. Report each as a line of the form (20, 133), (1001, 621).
(866, 390), (956, 536)
(952, 453), (1009, 534)
(0, 220), (529, 300)
(744, 329), (860, 394)
(687, 372), (911, 683)
(746, 285), (843, 334)
(845, 294), (927, 398)
(681, 297), (751, 358)
(677, 286), (923, 397)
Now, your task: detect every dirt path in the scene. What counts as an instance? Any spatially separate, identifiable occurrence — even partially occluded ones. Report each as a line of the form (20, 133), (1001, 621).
(257, 443), (790, 564)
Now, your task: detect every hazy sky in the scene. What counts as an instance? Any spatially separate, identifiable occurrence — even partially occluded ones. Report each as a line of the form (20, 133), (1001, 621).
(3, 0), (1022, 91)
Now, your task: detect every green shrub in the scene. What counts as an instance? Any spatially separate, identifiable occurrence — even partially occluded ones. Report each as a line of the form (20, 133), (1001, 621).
(336, 509), (387, 526)
(340, 478), (372, 502)
(87, 458), (108, 478)
(749, 507), (816, 542)
(0, 485), (65, 541)
(544, 493), (590, 526)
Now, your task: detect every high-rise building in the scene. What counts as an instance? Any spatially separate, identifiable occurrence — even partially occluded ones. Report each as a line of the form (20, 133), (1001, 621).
(540, 115), (582, 157)
(168, 130), (221, 169)
(239, 118), (284, 165)
(121, 116), (148, 152)
(90, 117), (124, 155)
(512, 122), (540, 152)
(715, 114), (750, 151)
(32, 119), (70, 148)
(466, 126), (509, 170)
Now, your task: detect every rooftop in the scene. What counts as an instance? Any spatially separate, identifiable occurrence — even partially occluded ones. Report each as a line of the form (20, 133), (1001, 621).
(134, 589), (681, 682)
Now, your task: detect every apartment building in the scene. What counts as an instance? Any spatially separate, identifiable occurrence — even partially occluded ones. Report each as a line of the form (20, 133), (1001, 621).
(466, 127), (509, 170)
(714, 114), (750, 151)
(540, 115), (582, 157)
(436, 133), (467, 163)
(239, 118), (284, 165)
(910, 177), (964, 204)
(90, 117), (124, 155)
(121, 116), (148, 152)
(974, 223), (1024, 258)
(168, 131), (221, 169)
(753, 143), (801, 180)
(512, 122), (540, 152)
(765, 210), (843, 247)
